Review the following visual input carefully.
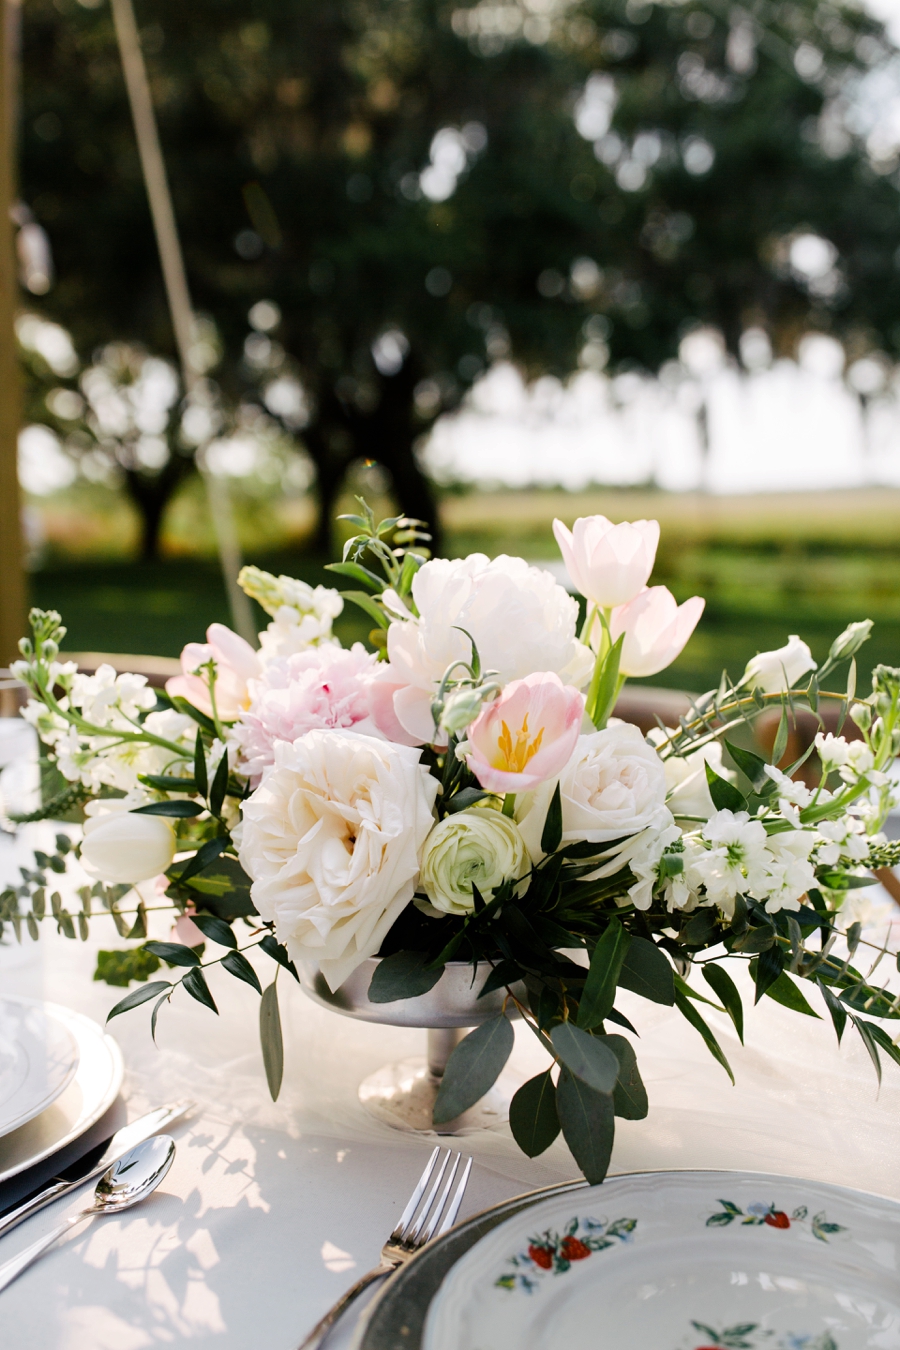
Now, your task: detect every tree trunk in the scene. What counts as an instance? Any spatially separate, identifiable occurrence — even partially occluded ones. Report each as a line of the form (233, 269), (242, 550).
(122, 457), (189, 560)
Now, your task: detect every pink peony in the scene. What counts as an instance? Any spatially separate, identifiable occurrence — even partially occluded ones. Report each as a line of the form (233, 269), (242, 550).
(465, 673), (584, 795)
(166, 624), (261, 721)
(234, 643), (378, 781)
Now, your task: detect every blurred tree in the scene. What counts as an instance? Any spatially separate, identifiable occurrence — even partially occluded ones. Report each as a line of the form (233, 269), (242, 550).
(16, 0), (900, 554)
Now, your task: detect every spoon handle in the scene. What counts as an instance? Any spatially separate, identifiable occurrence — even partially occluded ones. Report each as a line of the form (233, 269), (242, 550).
(0, 1211), (92, 1294)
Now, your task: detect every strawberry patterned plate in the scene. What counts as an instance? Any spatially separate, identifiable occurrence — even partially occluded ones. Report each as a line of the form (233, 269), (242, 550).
(420, 1171), (900, 1350)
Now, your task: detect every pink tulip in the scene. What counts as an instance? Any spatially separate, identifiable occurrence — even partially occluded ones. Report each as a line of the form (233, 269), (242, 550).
(608, 587), (705, 678)
(171, 909), (205, 948)
(466, 673), (584, 794)
(166, 623), (261, 721)
(553, 515), (660, 609)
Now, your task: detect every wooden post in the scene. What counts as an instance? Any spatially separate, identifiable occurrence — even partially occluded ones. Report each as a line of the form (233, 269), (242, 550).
(0, 0), (26, 667)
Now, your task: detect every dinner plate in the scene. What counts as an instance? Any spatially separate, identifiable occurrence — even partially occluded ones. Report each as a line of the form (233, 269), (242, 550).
(0, 998), (79, 1137)
(0, 1001), (123, 1184)
(422, 1171), (900, 1350)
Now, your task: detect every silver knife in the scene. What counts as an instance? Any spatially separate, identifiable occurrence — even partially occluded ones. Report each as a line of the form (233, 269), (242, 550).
(0, 1100), (193, 1240)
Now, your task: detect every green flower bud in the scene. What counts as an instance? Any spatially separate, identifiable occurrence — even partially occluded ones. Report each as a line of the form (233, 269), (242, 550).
(828, 619), (873, 663)
(850, 702), (872, 731)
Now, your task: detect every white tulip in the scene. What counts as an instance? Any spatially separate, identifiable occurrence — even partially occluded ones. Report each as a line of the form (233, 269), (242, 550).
(743, 635), (816, 694)
(81, 800), (176, 884)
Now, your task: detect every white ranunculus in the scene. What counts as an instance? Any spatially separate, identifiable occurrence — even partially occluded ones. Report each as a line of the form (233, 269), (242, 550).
(369, 554), (593, 744)
(743, 635), (816, 694)
(420, 809), (531, 916)
(516, 721), (670, 862)
(238, 729), (439, 990)
(80, 797), (176, 884)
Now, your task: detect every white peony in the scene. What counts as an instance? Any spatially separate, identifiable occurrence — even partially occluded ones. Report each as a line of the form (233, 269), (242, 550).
(369, 554), (593, 745)
(238, 729), (439, 990)
(743, 636), (816, 694)
(420, 809), (531, 916)
(516, 721), (670, 863)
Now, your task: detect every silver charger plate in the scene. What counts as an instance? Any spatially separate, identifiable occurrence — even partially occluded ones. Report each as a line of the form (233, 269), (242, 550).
(0, 998), (80, 1137)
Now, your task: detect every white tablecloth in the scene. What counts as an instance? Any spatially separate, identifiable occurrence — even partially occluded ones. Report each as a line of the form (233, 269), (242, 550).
(1, 723), (899, 1349)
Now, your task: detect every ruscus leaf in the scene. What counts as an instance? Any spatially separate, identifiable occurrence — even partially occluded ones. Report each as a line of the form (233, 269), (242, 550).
(258, 934), (300, 981)
(132, 800), (202, 818)
(540, 782), (563, 856)
(702, 964), (744, 1044)
(182, 967), (218, 1013)
(144, 940), (202, 968)
(260, 980), (284, 1100)
(704, 760), (747, 813)
(674, 988), (734, 1084)
(817, 977), (847, 1044)
(189, 913), (238, 949)
(106, 980), (172, 1022)
(222, 950), (263, 994)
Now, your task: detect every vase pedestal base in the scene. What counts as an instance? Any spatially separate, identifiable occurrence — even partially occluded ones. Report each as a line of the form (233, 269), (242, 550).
(357, 1028), (513, 1136)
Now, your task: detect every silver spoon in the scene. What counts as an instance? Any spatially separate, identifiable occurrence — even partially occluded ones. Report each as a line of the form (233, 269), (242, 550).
(0, 1133), (176, 1294)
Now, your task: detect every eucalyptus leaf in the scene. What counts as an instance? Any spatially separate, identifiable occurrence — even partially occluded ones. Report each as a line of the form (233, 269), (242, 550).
(106, 980), (172, 1022)
(260, 980), (284, 1100)
(555, 1067), (615, 1184)
(601, 1034), (648, 1120)
(478, 959), (524, 998)
(551, 1022), (619, 1093)
(368, 950), (444, 1003)
(433, 1016), (515, 1124)
(508, 1071), (560, 1157)
(616, 936), (674, 1006)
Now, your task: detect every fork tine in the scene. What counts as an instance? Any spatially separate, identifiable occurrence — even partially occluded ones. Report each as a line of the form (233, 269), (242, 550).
(419, 1153), (462, 1245)
(406, 1149), (452, 1244)
(435, 1155), (472, 1239)
(390, 1146), (440, 1241)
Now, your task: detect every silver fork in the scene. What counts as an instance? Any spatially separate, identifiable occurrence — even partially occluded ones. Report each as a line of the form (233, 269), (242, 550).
(298, 1146), (472, 1349)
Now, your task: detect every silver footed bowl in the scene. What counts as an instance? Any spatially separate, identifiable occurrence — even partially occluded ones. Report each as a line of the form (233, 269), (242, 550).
(296, 956), (526, 1029)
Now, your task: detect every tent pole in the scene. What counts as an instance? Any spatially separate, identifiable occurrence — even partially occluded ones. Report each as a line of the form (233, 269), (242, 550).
(109, 0), (256, 644)
(0, 0), (26, 667)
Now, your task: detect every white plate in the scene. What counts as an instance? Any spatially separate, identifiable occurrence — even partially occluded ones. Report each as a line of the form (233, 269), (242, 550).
(424, 1171), (900, 1350)
(0, 998), (79, 1137)
(0, 1000), (123, 1184)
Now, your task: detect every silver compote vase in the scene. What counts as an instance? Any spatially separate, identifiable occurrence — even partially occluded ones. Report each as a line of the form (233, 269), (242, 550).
(296, 957), (527, 1135)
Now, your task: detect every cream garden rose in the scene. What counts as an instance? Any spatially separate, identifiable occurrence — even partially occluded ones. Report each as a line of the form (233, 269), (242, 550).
(238, 729), (439, 990)
(517, 721), (670, 862)
(743, 635), (816, 694)
(420, 809), (531, 915)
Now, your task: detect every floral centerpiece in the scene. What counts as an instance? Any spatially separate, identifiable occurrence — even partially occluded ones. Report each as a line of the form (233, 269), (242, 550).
(6, 503), (900, 1182)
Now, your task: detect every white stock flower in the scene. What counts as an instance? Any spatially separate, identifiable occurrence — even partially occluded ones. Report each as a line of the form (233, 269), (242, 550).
(238, 729), (439, 991)
(80, 796), (176, 884)
(815, 817), (870, 866)
(743, 636), (816, 694)
(626, 821), (682, 910)
(239, 565), (344, 659)
(369, 554), (593, 744)
(69, 664), (157, 726)
(815, 733), (850, 772)
(761, 830), (816, 914)
(516, 722), (669, 863)
(420, 809), (530, 915)
(685, 809), (769, 919)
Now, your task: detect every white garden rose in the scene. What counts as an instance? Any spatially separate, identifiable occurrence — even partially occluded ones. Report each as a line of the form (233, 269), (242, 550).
(420, 809), (531, 916)
(516, 721), (670, 862)
(743, 635), (816, 694)
(649, 735), (734, 822)
(238, 729), (439, 990)
(369, 554), (593, 744)
(80, 796), (177, 884)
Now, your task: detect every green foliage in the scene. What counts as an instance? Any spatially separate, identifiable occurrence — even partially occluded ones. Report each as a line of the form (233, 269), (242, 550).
(577, 920), (630, 1029)
(260, 980), (284, 1100)
(555, 1067), (615, 1185)
(551, 1023), (619, 1093)
(617, 936), (674, 1006)
(94, 946), (161, 988)
(603, 1034), (648, 1121)
(433, 1016), (515, 1124)
(367, 949), (444, 1002)
(509, 1071), (560, 1157)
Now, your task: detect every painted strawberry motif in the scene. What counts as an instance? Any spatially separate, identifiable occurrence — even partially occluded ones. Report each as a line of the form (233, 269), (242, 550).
(763, 1210), (790, 1229)
(527, 1244), (553, 1269)
(559, 1236), (590, 1261)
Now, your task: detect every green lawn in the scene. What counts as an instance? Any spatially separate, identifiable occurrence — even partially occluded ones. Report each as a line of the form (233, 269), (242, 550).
(29, 485), (900, 697)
